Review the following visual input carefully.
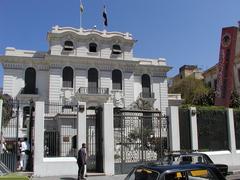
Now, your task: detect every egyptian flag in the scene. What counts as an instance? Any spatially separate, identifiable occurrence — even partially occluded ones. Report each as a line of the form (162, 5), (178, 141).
(80, 0), (84, 13)
(103, 6), (108, 26)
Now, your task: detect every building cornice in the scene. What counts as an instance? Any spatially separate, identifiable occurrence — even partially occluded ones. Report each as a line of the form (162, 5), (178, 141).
(0, 54), (171, 74)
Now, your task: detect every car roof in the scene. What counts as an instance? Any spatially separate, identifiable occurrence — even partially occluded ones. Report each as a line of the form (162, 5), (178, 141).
(138, 164), (214, 173)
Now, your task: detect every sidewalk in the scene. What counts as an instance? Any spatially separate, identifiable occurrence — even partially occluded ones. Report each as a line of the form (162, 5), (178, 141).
(229, 165), (240, 175)
(31, 174), (126, 180)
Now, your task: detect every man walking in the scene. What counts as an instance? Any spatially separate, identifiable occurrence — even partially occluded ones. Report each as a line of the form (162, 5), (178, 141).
(77, 143), (87, 180)
(20, 137), (30, 171)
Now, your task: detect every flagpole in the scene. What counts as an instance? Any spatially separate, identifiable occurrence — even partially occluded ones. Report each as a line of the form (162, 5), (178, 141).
(80, 10), (82, 29)
(80, 0), (83, 29)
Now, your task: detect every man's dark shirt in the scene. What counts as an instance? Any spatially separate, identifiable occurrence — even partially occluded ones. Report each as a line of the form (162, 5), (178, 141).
(77, 147), (87, 165)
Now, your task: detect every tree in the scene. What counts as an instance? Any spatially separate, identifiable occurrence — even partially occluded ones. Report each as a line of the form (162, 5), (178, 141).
(0, 93), (14, 127)
(229, 90), (240, 108)
(169, 77), (212, 106)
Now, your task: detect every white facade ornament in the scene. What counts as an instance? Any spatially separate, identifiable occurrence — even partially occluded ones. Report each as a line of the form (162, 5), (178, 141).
(111, 90), (124, 108)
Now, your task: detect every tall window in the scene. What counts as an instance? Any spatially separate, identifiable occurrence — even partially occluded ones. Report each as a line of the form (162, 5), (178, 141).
(25, 67), (36, 94)
(63, 66), (73, 88)
(112, 69), (122, 90)
(64, 41), (74, 51)
(89, 43), (97, 52)
(142, 74), (151, 98)
(112, 44), (122, 54)
(88, 68), (98, 93)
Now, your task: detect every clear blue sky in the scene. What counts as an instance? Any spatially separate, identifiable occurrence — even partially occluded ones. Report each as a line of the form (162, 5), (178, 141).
(1, 0), (240, 87)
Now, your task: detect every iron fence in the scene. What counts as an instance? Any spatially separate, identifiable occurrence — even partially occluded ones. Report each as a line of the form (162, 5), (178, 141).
(114, 109), (169, 174)
(233, 110), (240, 150)
(179, 108), (191, 151)
(197, 109), (229, 151)
(1, 99), (34, 172)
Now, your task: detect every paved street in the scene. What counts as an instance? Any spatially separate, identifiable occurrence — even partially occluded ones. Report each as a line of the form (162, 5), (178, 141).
(226, 174), (240, 180)
(30, 174), (240, 180)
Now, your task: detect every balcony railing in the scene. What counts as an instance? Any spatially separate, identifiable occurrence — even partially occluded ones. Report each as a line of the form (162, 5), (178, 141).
(140, 92), (155, 98)
(62, 81), (73, 88)
(78, 87), (109, 95)
(20, 87), (38, 95)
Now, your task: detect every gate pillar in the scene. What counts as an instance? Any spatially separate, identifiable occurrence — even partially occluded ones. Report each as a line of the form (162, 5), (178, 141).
(103, 103), (114, 175)
(34, 101), (45, 176)
(77, 101), (86, 150)
(167, 106), (180, 152)
(189, 107), (198, 150)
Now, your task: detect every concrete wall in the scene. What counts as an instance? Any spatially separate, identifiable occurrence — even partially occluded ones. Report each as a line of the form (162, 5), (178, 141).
(167, 106), (240, 170)
(33, 101), (115, 177)
(34, 101), (79, 177)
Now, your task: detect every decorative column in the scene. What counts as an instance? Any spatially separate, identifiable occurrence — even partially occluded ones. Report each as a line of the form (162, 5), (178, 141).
(167, 106), (180, 152)
(102, 102), (114, 175)
(189, 107), (198, 151)
(77, 101), (86, 150)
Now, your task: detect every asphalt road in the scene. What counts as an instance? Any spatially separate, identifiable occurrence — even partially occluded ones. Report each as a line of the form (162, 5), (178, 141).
(31, 174), (240, 180)
(227, 174), (240, 180)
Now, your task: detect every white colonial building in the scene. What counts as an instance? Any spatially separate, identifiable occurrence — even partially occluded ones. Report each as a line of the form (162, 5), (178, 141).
(0, 26), (171, 176)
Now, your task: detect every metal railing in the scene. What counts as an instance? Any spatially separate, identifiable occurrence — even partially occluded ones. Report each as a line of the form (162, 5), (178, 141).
(62, 81), (73, 88)
(78, 87), (109, 95)
(140, 92), (155, 98)
(20, 87), (38, 95)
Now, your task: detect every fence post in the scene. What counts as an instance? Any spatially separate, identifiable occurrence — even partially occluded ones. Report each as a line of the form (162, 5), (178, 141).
(227, 108), (236, 153)
(167, 106), (180, 152)
(77, 101), (86, 150)
(102, 103), (114, 175)
(189, 107), (198, 151)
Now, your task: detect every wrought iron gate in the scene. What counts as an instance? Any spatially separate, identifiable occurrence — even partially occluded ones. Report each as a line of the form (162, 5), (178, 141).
(0, 99), (34, 172)
(86, 114), (96, 171)
(114, 109), (169, 174)
(86, 107), (103, 172)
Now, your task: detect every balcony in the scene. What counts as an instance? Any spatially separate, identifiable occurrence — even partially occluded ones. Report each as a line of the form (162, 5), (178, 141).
(20, 87), (38, 95)
(78, 87), (109, 95)
(140, 92), (155, 99)
(18, 87), (39, 100)
(76, 87), (110, 103)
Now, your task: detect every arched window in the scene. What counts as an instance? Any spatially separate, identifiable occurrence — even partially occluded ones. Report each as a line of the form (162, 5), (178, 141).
(24, 67), (36, 94)
(63, 66), (73, 88)
(88, 68), (98, 94)
(112, 44), (122, 54)
(112, 69), (122, 90)
(89, 43), (97, 52)
(142, 74), (151, 98)
(64, 40), (74, 51)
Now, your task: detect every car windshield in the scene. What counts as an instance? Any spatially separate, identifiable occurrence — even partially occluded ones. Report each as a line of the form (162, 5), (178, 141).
(126, 167), (159, 180)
